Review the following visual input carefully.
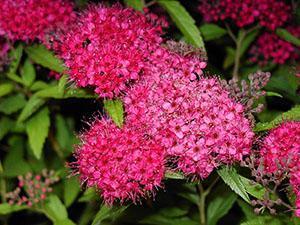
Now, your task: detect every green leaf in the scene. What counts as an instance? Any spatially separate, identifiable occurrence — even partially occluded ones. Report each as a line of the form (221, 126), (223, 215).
(25, 44), (66, 73)
(78, 188), (97, 202)
(54, 219), (76, 225)
(239, 176), (265, 200)
(92, 205), (128, 225)
(276, 28), (300, 47)
(55, 115), (74, 154)
(223, 47), (235, 69)
(0, 117), (15, 140)
(3, 136), (31, 177)
(103, 99), (124, 127)
(255, 105), (300, 132)
(35, 86), (64, 99)
(0, 94), (26, 115)
(217, 167), (250, 203)
(124, 0), (144, 11)
(0, 203), (27, 215)
(266, 91), (283, 98)
(30, 81), (50, 91)
(237, 200), (256, 220)
(7, 44), (23, 83)
(17, 95), (45, 122)
(240, 216), (283, 225)
(21, 58), (36, 87)
(207, 189), (237, 225)
(0, 83), (14, 97)
(158, 0), (205, 50)
(64, 88), (96, 99)
(64, 177), (81, 207)
(165, 170), (185, 179)
(25, 107), (50, 159)
(140, 215), (197, 225)
(199, 23), (227, 41)
(239, 29), (259, 57)
(44, 195), (68, 222)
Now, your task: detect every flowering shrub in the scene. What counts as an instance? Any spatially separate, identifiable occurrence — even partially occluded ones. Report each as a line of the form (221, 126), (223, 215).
(0, 0), (299, 225)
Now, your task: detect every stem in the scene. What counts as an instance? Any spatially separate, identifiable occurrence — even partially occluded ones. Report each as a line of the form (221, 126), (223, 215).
(145, 0), (156, 8)
(198, 183), (206, 225)
(232, 31), (245, 80)
(0, 161), (6, 203)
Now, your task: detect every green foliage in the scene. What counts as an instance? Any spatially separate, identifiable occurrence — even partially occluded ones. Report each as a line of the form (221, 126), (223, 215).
(199, 23), (227, 41)
(276, 28), (300, 47)
(158, 0), (205, 50)
(0, 83), (14, 97)
(0, 93), (26, 115)
(124, 0), (144, 11)
(217, 167), (250, 203)
(103, 99), (124, 127)
(64, 177), (81, 207)
(92, 205), (128, 225)
(25, 107), (50, 159)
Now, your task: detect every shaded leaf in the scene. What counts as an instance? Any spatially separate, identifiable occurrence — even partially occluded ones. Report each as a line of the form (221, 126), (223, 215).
(199, 23), (227, 41)
(26, 107), (50, 159)
(92, 205), (128, 225)
(0, 117), (14, 140)
(7, 44), (23, 84)
(165, 170), (185, 179)
(64, 177), (81, 207)
(124, 0), (144, 11)
(276, 28), (300, 47)
(17, 95), (45, 122)
(0, 203), (26, 215)
(239, 176), (266, 200)
(237, 200), (256, 220)
(0, 83), (14, 97)
(21, 58), (36, 87)
(44, 195), (68, 222)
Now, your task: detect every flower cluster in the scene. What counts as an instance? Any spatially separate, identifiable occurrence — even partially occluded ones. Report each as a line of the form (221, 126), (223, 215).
(6, 170), (59, 207)
(259, 121), (300, 216)
(249, 27), (300, 65)
(74, 119), (165, 204)
(198, 0), (291, 30)
(52, 4), (164, 98)
(124, 47), (253, 179)
(0, 0), (75, 42)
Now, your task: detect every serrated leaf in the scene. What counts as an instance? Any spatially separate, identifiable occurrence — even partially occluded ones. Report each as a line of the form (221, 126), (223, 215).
(0, 93), (26, 115)
(7, 44), (23, 83)
(25, 44), (66, 73)
(21, 58), (36, 87)
(158, 0), (205, 50)
(104, 99), (124, 127)
(199, 23), (227, 41)
(17, 95), (45, 122)
(239, 176), (266, 200)
(276, 28), (300, 47)
(165, 170), (185, 179)
(217, 167), (250, 203)
(25, 107), (50, 159)
(92, 205), (128, 225)
(266, 91), (283, 98)
(3, 136), (31, 177)
(207, 189), (237, 225)
(64, 177), (81, 207)
(35, 86), (64, 99)
(0, 83), (14, 97)
(124, 0), (144, 11)
(55, 115), (74, 154)
(0, 117), (14, 140)
(30, 81), (50, 91)
(255, 105), (300, 132)
(44, 195), (68, 222)
(240, 216), (283, 225)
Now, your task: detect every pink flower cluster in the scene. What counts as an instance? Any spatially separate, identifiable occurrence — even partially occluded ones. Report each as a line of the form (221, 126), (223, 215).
(250, 27), (300, 65)
(52, 4), (164, 98)
(0, 0), (75, 42)
(75, 119), (165, 204)
(259, 121), (300, 216)
(124, 46), (254, 179)
(198, 0), (290, 30)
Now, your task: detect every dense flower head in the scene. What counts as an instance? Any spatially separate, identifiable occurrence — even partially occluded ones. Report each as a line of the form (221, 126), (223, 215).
(0, 0), (75, 42)
(198, 0), (291, 30)
(52, 4), (164, 98)
(250, 27), (300, 65)
(259, 121), (300, 216)
(124, 50), (253, 178)
(75, 119), (165, 204)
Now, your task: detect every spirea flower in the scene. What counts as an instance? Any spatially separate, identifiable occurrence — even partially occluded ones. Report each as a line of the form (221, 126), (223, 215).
(74, 119), (165, 204)
(250, 27), (300, 65)
(52, 4), (164, 98)
(259, 121), (300, 216)
(198, 0), (290, 30)
(0, 0), (75, 42)
(124, 49), (253, 178)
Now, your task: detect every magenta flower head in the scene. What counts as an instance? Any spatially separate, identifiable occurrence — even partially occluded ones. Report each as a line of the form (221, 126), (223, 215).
(259, 121), (300, 216)
(250, 27), (300, 65)
(74, 119), (165, 204)
(0, 0), (75, 42)
(124, 48), (254, 179)
(52, 4), (164, 98)
(198, 0), (290, 30)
